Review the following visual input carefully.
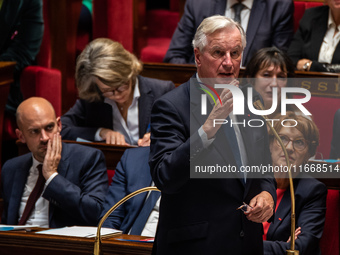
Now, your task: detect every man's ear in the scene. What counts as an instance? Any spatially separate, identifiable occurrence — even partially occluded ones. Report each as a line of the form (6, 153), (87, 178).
(56, 117), (62, 133)
(194, 48), (202, 67)
(15, 129), (26, 143)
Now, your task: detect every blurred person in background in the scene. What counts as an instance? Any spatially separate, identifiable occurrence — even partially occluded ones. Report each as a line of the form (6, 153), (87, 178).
(288, 0), (340, 72)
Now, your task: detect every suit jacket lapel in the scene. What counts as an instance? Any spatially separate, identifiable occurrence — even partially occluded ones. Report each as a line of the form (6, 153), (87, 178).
(267, 189), (291, 239)
(332, 43), (340, 63)
(8, 155), (32, 224)
(309, 9), (328, 60)
(213, 0), (227, 15)
(138, 76), (153, 138)
(244, 0), (266, 63)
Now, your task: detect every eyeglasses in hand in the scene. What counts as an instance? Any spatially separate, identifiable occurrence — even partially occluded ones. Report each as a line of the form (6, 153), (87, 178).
(237, 202), (253, 213)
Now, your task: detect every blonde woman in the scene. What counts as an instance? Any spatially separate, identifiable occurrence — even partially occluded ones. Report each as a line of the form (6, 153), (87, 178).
(61, 38), (175, 146)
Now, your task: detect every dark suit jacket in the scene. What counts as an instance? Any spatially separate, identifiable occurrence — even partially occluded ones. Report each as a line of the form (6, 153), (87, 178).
(149, 78), (276, 255)
(163, 0), (294, 66)
(330, 109), (340, 159)
(288, 6), (340, 72)
(264, 174), (327, 255)
(101, 147), (153, 233)
(61, 76), (175, 143)
(0, 0), (44, 111)
(1, 143), (109, 228)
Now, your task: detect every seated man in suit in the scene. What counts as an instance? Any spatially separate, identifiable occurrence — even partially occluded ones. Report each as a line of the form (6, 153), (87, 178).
(100, 146), (159, 237)
(1, 97), (108, 228)
(163, 0), (294, 66)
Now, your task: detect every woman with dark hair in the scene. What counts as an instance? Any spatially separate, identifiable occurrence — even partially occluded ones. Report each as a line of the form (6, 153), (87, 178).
(244, 47), (296, 119)
(263, 111), (327, 255)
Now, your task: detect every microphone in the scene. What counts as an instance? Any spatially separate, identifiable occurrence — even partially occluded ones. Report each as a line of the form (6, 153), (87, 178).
(253, 97), (299, 255)
(93, 186), (160, 255)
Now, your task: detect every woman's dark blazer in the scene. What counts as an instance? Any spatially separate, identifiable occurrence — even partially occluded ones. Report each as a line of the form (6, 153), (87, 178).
(264, 174), (327, 255)
(288, 6), (340, 72)
(60, 76), (175, 142)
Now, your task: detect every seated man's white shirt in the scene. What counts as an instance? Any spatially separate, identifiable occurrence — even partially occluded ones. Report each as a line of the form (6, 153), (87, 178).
(127, 183), (160, 237)
(140, 196), (160, 237)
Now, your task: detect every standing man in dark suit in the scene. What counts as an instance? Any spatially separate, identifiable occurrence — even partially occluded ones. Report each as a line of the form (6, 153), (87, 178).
(150, 16), (276, 255)
(330, 108), (340, 159)
(163, 0), (294, 66)
(1, 97), (108, 228)
(101, 147), (160, 237)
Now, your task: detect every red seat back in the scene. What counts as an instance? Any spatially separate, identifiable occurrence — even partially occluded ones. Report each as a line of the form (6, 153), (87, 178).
(293, 95), (340, 159)
(320, 189), (339, 255)
(293, 1), (324, 32)
(107, 169), (116, 185)
(92, 0), (134, 53)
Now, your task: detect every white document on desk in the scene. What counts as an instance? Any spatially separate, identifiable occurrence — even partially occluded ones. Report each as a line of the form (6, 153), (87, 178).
(36, 226), (122, 238)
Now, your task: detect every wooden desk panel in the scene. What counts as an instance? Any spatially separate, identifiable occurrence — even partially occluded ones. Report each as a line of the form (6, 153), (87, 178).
(0, 231), (152, 255)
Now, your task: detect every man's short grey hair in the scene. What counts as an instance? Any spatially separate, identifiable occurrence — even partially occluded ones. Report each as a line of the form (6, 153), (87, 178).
(192, 15), (246, 52)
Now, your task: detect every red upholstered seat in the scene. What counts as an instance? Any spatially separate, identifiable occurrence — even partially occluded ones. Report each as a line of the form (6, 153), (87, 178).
(140, 38), (172, 63)
(293, 1), (324, 32)
(92, 0), (179, 62)
(320, 189), (339, 255)
(93, 0), (134, 53)
(293, 2), (306, 32)
(293, 95), (339, 159)
(20, 66), (61, 116)
(140, 9), (179, 62)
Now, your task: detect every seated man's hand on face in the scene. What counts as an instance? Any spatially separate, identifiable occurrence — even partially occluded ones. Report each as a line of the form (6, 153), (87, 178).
(245, 191), (274, 223)
(138, 132), (151, 147)
(100, 128), (129, 145)
(43, 132), (62, 180)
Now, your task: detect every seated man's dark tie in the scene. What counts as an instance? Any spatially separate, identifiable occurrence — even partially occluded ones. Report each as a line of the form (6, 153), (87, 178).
(19, 164), (45, 225)
(130, 191), (161, 235)
(232, 2), (245, 24)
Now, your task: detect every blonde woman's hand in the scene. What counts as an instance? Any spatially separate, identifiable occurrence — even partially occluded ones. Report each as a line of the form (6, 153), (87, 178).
(100, 128), (128, 145)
